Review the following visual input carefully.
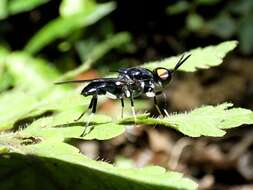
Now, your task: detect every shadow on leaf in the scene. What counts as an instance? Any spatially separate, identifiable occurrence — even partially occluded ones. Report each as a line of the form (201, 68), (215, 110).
(0, 153), (195, 190)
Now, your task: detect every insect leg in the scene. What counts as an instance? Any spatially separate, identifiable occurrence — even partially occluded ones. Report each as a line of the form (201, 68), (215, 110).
(121, 98), (124, 119)
(162, 93), (170, 117)
(89, 97), (94, 109)
(163, 109), (169, 117)
(92, 95), (98, 114)
(130, 91), (137, 122)
(154, 95), (163, 116)
(75, 97), (94, 121)
(80, 95), (97, 137)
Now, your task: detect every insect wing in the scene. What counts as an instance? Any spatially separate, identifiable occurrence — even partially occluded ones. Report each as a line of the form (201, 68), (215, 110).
(54, 78), (118, 85)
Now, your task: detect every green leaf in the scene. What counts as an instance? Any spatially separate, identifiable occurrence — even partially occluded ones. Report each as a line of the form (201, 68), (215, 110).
(0, 50), (91, 130)
(0, 70), (13, 92)
(186, 14), (204, 31)
(196, 0), (221, 5)
(0, 0), (49, 20)
(206, 14), (237, 38)
(0, 0), (8, 19)
(0, 46), (9, 65)
(0, 145), (9, 153)
(20, 111), (125, 140)
(0, 89), (39, 130)
(88, 32), (131, 62)
(5, 52), (59, 89)
(60, 0), (96, 17)
(120, 103), (253, 137)
(8, 0), (49, 15)
(0, 49), (59, 90)
(0, 88), (90, 130)
(144, 41), (238, 72)
(0, 141), (197, 190)
(25, 2), (116, 54)
(0, 46), (13, 91)
(166, 1), (190, 15)
(239, 14), (253, 55)
(228, 0), (253, 15)
(0, 51), (88, 130)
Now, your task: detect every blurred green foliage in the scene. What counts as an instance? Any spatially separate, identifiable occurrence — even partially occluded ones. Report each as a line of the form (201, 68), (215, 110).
(0, 0), (49, 19)
(167, 0), (253, 54)
(25, 1), (116, 54)
(0, 0), (133, 75)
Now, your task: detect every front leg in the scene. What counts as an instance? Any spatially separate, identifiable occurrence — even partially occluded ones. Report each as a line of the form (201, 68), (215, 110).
(154, 95), (163, 116)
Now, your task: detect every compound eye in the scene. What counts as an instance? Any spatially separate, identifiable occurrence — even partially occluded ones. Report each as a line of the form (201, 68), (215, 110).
(156, 68), (170, 80)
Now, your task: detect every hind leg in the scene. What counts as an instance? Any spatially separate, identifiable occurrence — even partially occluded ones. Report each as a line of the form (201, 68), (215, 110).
(75, 96), (94, 121)
(80, 95), (97, 137)
(130, 91), (137, 123)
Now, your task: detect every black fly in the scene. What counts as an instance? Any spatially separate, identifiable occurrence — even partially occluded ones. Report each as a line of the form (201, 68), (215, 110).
(55, 54), (191, 136)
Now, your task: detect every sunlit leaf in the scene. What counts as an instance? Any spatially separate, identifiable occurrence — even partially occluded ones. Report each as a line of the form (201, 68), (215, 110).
(0, 88), (89, 131)
(60, 0), (96, 17)
(20, 110), (124, 140)
(5, 52), (59, 89)
(8, 0), (49, 15)
(0, 89), (39, 130)
(0, 0), (8, 19)
(121, 103), (253, 137)
(0, 46), (13, 91)
(0, 46), (9, 64)
(144, 41), (238, 72)
(0, 141), (197, 190)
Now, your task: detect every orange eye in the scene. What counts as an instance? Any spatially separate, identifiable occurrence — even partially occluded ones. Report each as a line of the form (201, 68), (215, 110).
(156, 68), (169, 80)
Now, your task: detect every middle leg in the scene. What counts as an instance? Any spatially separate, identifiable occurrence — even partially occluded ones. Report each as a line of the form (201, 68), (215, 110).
(75, 96), (94, 121)
(130, 91), (137, 122)
(120, 98), (124, 119)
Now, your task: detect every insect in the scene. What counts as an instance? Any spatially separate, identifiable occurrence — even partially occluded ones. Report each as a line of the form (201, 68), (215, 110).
(55, 54), (191, 136)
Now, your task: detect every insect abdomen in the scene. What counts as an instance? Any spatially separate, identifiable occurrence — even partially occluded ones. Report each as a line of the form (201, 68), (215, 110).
(81, 81), (123, 98)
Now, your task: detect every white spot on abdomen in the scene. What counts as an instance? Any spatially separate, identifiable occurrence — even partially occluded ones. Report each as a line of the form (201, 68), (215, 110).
(145, 92), (155, 97)
(106, 92), (117, 99)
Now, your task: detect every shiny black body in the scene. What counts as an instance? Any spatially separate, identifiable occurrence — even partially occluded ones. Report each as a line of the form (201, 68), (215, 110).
(55, 54), (191, 121)
(118, 67), (154, 80)
(81, 79), (126, 98)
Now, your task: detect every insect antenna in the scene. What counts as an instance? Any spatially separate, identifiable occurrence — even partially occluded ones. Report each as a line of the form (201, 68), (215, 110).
(172, 54), (191, 73)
